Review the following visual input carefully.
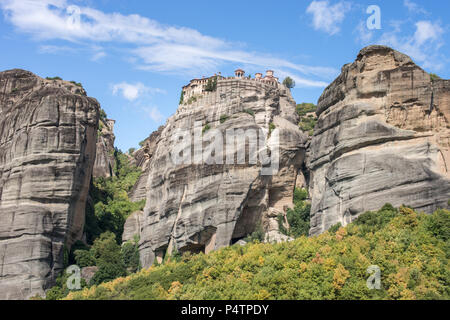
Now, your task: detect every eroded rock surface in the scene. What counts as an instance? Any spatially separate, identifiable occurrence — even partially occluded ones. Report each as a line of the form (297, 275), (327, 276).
(307, 45), (450, 235)
(126, 79), (307, 267)
(0, 69), (99, 299)
(129, 126), (164, 202)
(93, 118), (115, 178)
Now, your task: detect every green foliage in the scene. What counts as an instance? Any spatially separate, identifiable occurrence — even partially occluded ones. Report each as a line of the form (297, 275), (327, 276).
(219, 114), (228, 124)
(424, 209), (450, 242)
(244, 224), (265, 243)
(202, 124), (211, 134)
(99, 109), (107, 122)
(186, 95), (198, 105)
(205, 76), (218, 92)
(11, 88), (18, 93)
(282, 76), (296, 89)
(296, 103), (317, 116)
(46, 76), (62, 80)
(430, 73), (441, 82)
(139, 140), (146, 147)
(278, 188), (310, 238)
(128, 148), (136, 154)
(179, 90), (185, 105)
(353, 203), (398, 236)
(90, 232), (127, 285)
(268, 122), (276, 136)
(296, 103), (317, 136)
(84, 149), (145, 244)
(74, 249), (96, 268)
(70, 81), (83, 87)
(243, 109), (255, 117)
(122, 237), (141, 273)
(66, 206), (450, 300)
(328, 223), (342, 234)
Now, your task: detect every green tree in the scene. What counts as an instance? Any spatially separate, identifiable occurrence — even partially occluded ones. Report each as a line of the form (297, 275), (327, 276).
(205, 76), (218, 92)
(90, 232), (127, 285)
(179, 90), (185, 104)
(122, 237), (141, 273)
(282, 77), (296, 89)
(278, 188), (310, 238)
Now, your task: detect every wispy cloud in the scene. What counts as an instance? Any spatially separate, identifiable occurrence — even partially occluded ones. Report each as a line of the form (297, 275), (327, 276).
(112, 82), (165, 101)
(403, 0), (429, 15)
(377, 20), (445, 70)
(142, 106), (164, 123)
(0, 0), (337, 87)
(111, 82), (166, 122)
(306, 0), (351, 35)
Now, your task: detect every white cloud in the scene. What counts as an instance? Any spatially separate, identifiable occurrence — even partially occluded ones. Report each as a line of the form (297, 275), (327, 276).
(377, 20), (445, 70)
(355, 20), (374, 43)
(112, 82), (165, 101)
(38, 44), (77, 54)
(91, 51), (106, 61)
(413, 21), (443, 46)
(306, 0), (351, 35)
(142, 107), (164, 123)
(0, 0), (337, 87)
(403, 0), (428, 15)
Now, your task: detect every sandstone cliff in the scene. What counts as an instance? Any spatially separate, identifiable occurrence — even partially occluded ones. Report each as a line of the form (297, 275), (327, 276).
(128, 126), (164, 203)
(307, 45), (450, 235)
(93, 117), (115, 178)
(0, 69), (99, 299)
(124, 79), (308, 267)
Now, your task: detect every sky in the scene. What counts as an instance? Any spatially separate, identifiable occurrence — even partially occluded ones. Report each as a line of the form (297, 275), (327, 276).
(0, 0), (449, 151)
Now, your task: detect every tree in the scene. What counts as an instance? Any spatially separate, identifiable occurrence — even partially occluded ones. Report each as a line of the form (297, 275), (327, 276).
(205, 76), (218, 92)
(90, 232), (127, 285)
(179, 90), (185, 104)
(283, 77), (296, 89)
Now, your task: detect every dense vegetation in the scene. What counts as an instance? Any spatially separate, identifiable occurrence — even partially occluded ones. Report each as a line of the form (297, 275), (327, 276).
(64, 205), (450, 300)
(84, 149), (145, 244)
(296, 103), (317, 136)
(278, 188), (311, 238)
(44, 144), (145, 300)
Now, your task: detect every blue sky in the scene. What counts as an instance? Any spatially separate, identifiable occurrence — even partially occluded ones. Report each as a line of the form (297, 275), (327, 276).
(0, 0), (448, 151)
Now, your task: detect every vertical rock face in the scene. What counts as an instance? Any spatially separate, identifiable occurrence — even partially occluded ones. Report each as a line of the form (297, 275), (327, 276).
(0, 69), (99, 299)
(128, 126), (164, 202)
(126, 79), (307, 267)
(93, 118), (116, 178)
(307, 46), (450, 236)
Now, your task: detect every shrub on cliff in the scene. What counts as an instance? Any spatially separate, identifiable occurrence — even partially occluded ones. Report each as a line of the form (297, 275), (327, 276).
(205, 76), (217, 92)
(296, 103), (317, 136)
(278, 188), (310, 238)
(65, 206), (450, 300)
(85, 149), (145, 244)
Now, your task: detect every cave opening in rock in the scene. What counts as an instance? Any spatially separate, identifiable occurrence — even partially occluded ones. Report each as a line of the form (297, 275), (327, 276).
(178, 226), (217, 255)
(230, 187), (266, 244)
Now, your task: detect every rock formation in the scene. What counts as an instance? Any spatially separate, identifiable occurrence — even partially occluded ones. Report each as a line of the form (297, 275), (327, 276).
(0, 69), (99, 299)
(93, 117), (115, 178)
(125, 78), (308, 267)
(307, 45), (450, 235)
(128, 126), (164, 202)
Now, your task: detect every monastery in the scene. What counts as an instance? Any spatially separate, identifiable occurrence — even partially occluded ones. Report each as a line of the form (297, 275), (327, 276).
(181, 69), (280, 103)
